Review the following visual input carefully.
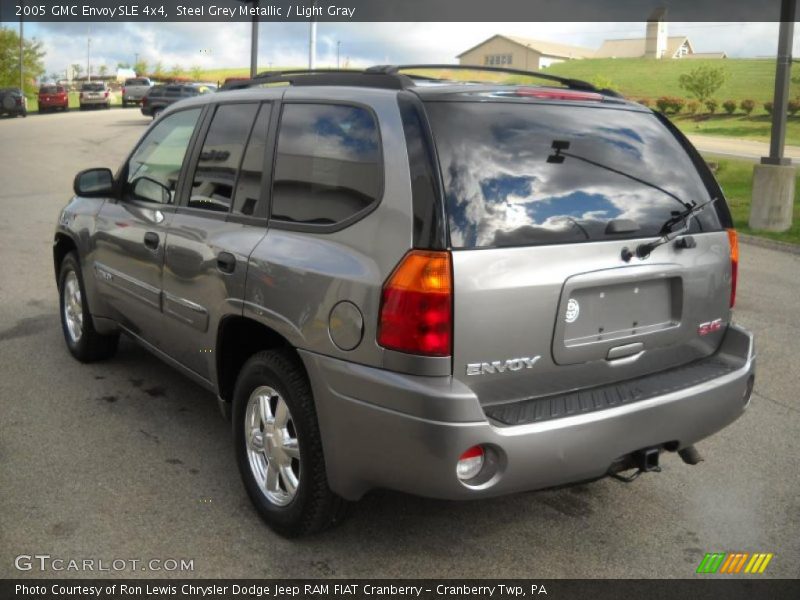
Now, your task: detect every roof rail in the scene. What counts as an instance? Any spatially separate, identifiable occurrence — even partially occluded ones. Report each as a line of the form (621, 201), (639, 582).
(220, 69), (415, 91)
(366, 64), (598, 92)
(218, 65), (600, 94)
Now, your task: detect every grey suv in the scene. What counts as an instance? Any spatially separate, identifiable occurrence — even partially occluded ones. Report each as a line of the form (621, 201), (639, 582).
(54, 66), (755, 537)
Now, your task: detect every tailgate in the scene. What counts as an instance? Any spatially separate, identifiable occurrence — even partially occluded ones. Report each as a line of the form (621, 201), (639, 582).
(424, 96), (734, 407)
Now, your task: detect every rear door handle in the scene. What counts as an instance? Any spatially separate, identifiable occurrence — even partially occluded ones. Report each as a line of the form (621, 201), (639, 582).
(217, 252), (236, 274)
(143, 232), (160, 250)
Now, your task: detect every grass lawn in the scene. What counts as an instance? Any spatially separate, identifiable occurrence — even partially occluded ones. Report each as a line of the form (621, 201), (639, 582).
(707, 155), (800, 245)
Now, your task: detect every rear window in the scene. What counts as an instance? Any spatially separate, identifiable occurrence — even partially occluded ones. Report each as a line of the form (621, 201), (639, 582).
(81, 83), (105, 91)
(125, 78), (150, 86)
(425, 102), (720, 249)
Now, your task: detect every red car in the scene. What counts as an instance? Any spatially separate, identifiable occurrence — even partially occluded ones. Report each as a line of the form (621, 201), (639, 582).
(38, 85), (69, 112)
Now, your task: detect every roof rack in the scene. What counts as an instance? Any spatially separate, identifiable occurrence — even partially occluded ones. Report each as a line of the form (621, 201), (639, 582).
(219, 64), (599, 93)
(366, 64), (598, 92)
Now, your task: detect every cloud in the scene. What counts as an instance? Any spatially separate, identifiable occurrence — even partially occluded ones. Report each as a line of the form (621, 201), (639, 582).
(8, 20), (784, 76)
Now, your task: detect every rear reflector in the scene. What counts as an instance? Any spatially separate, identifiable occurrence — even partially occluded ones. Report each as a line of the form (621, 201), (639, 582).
(456, 446), (485, 481)
(727, 229), (738, 308)
(514, 87), (604, 102)
(377, 250), (452, 357)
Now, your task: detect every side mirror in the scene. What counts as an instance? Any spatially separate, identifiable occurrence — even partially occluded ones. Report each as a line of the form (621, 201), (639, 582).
(131, 176), (171, 204)
(73, 168), (114, 197)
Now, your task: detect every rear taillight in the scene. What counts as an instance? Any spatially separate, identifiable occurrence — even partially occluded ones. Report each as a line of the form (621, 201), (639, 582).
(377, 250), (452, 357)
(514, 87), (604, 101)
(122, 87), (126, 94)
(104, 91), (109, 97)
(79, 92), (84, 99)
(16, 97), (22, 105)
(727, 229), (739, 308)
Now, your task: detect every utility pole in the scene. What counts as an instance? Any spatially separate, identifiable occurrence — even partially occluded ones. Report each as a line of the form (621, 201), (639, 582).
(337, 41), (341, 69)
(749, 0), (797, 232)
(309, 21), (317, 69)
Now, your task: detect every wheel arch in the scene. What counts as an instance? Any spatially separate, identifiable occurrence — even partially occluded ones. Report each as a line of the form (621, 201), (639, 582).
(216, 315), (307, 408)
(53, 232), (78, 282)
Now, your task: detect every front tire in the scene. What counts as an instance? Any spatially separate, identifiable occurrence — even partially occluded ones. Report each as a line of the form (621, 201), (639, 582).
(232, 350), (346, 537)
(58, 252), (119, 363)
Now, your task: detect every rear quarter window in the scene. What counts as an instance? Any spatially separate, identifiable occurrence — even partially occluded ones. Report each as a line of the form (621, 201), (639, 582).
(425, 101), (721, 249)
(271, 103), (382, 227)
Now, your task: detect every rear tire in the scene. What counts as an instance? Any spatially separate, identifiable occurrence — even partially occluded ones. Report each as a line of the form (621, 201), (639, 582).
(232, 350), (347, 537)
(58, 252), (119, 363)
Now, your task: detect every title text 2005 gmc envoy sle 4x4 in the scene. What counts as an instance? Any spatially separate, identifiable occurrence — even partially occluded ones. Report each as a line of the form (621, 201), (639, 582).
(54, 66), (756, 537)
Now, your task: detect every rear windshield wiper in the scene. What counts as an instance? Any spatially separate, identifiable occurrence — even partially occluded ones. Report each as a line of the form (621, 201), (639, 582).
(548, 140), (693, 211)
(633, 197), (718, 259)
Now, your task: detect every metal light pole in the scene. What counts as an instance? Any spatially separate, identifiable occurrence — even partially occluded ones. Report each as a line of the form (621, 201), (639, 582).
(87, 26), (92, 82)
(749, 0), (797, 232)
(763, 0), (796, 166)
(19, 1), (24, 91)
(309, 22), (317, 69)
(250, 1), (259, 77)
(337, 41), (341, 69)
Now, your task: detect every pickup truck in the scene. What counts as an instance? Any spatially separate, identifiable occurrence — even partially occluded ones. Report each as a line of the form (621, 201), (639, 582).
(121, 78), (153, 107)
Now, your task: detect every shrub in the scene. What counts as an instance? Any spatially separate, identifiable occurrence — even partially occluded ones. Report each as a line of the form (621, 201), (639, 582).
(637, 98), (651, 107)
(740, 99), (755, 115)
(678, 66), (728, 102)
(705, 98), (719, 114)
(764, 101), (773, 115)
(788, 98), (800, 116)
(686, 100), (699, 115)
(656, 96), (685, 114)
(722, 100), (737, 115)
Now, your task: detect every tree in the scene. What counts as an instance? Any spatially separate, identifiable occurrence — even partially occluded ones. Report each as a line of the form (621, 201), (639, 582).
(71, 63), (83, 80)
(49, 71), (61, 83)
(133, 59), (148, 77)
(170, 64), (183, 78)
(0, 27), (46, 93)
(98, 64), (108, 79)
(117, 61), (130, 69)
(678, 66), (728, 103)
(190, 64), (202, 81)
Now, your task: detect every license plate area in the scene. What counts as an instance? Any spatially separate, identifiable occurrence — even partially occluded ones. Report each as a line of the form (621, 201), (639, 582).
(552, 265), (684, 366)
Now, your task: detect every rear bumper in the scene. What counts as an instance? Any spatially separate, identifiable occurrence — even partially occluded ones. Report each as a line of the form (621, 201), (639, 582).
(301, 325), (755, 501)
(80, 97), (109, 105)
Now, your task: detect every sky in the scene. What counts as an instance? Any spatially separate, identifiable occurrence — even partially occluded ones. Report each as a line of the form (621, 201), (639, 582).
(6, 21), (785, 78)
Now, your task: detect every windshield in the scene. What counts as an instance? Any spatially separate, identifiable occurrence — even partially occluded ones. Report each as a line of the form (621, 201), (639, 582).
(425, 101), (720, 249)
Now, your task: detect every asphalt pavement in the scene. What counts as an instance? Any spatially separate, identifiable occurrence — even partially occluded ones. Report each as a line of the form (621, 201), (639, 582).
(0, 109), (798, 579)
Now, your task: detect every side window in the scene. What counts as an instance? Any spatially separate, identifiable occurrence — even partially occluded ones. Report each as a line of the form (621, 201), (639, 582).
(125, 108), (201, 204)
(271, 103), (382, 226)
(187, 103), (259, 212)
(232, 103), (271, 216)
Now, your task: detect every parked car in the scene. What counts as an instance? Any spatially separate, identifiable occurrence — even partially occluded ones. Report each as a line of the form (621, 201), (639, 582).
(54, 66), (755, 537)
(38, 84), (69, 112)
(79, 82), (111, 110)
(140, 83), (215, 118)
(0, 87), (28, 117)
(121, 77), (153, 107)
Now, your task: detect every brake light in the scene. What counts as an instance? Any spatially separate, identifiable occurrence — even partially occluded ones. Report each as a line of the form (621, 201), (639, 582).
(727, 229), (738, 308)
(377, 250), (452, 356)
(122, 87), (126, 94)
(514, 87), (604, 101)
(104, 91), (109, 97)
(79, 92), (84, 99)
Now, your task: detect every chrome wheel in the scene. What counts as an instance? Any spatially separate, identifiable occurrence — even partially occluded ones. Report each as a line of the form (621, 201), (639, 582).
(63, 271), (83, 343)
(245, 385), (301, 507)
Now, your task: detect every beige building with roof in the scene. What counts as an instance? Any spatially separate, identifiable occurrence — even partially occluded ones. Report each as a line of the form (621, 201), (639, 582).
(457, 34), (595, 71)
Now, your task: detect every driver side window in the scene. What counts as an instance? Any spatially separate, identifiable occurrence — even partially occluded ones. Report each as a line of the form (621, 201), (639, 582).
(125, 108), (201, 204)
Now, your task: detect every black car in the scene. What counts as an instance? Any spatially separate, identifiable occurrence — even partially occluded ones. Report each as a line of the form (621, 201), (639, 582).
(140, 83), (216, 118)
(0, 87), (28, 118)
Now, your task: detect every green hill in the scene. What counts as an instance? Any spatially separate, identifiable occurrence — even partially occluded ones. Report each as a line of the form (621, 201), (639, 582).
(545, 58), (791, 104)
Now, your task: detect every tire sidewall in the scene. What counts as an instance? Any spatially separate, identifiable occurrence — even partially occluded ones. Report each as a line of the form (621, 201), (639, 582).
(232, 353), (319, 534)
(58, 254), (91, 359)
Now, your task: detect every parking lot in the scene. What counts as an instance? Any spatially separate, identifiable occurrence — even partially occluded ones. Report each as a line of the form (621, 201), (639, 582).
(0, 108), (798, 578)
